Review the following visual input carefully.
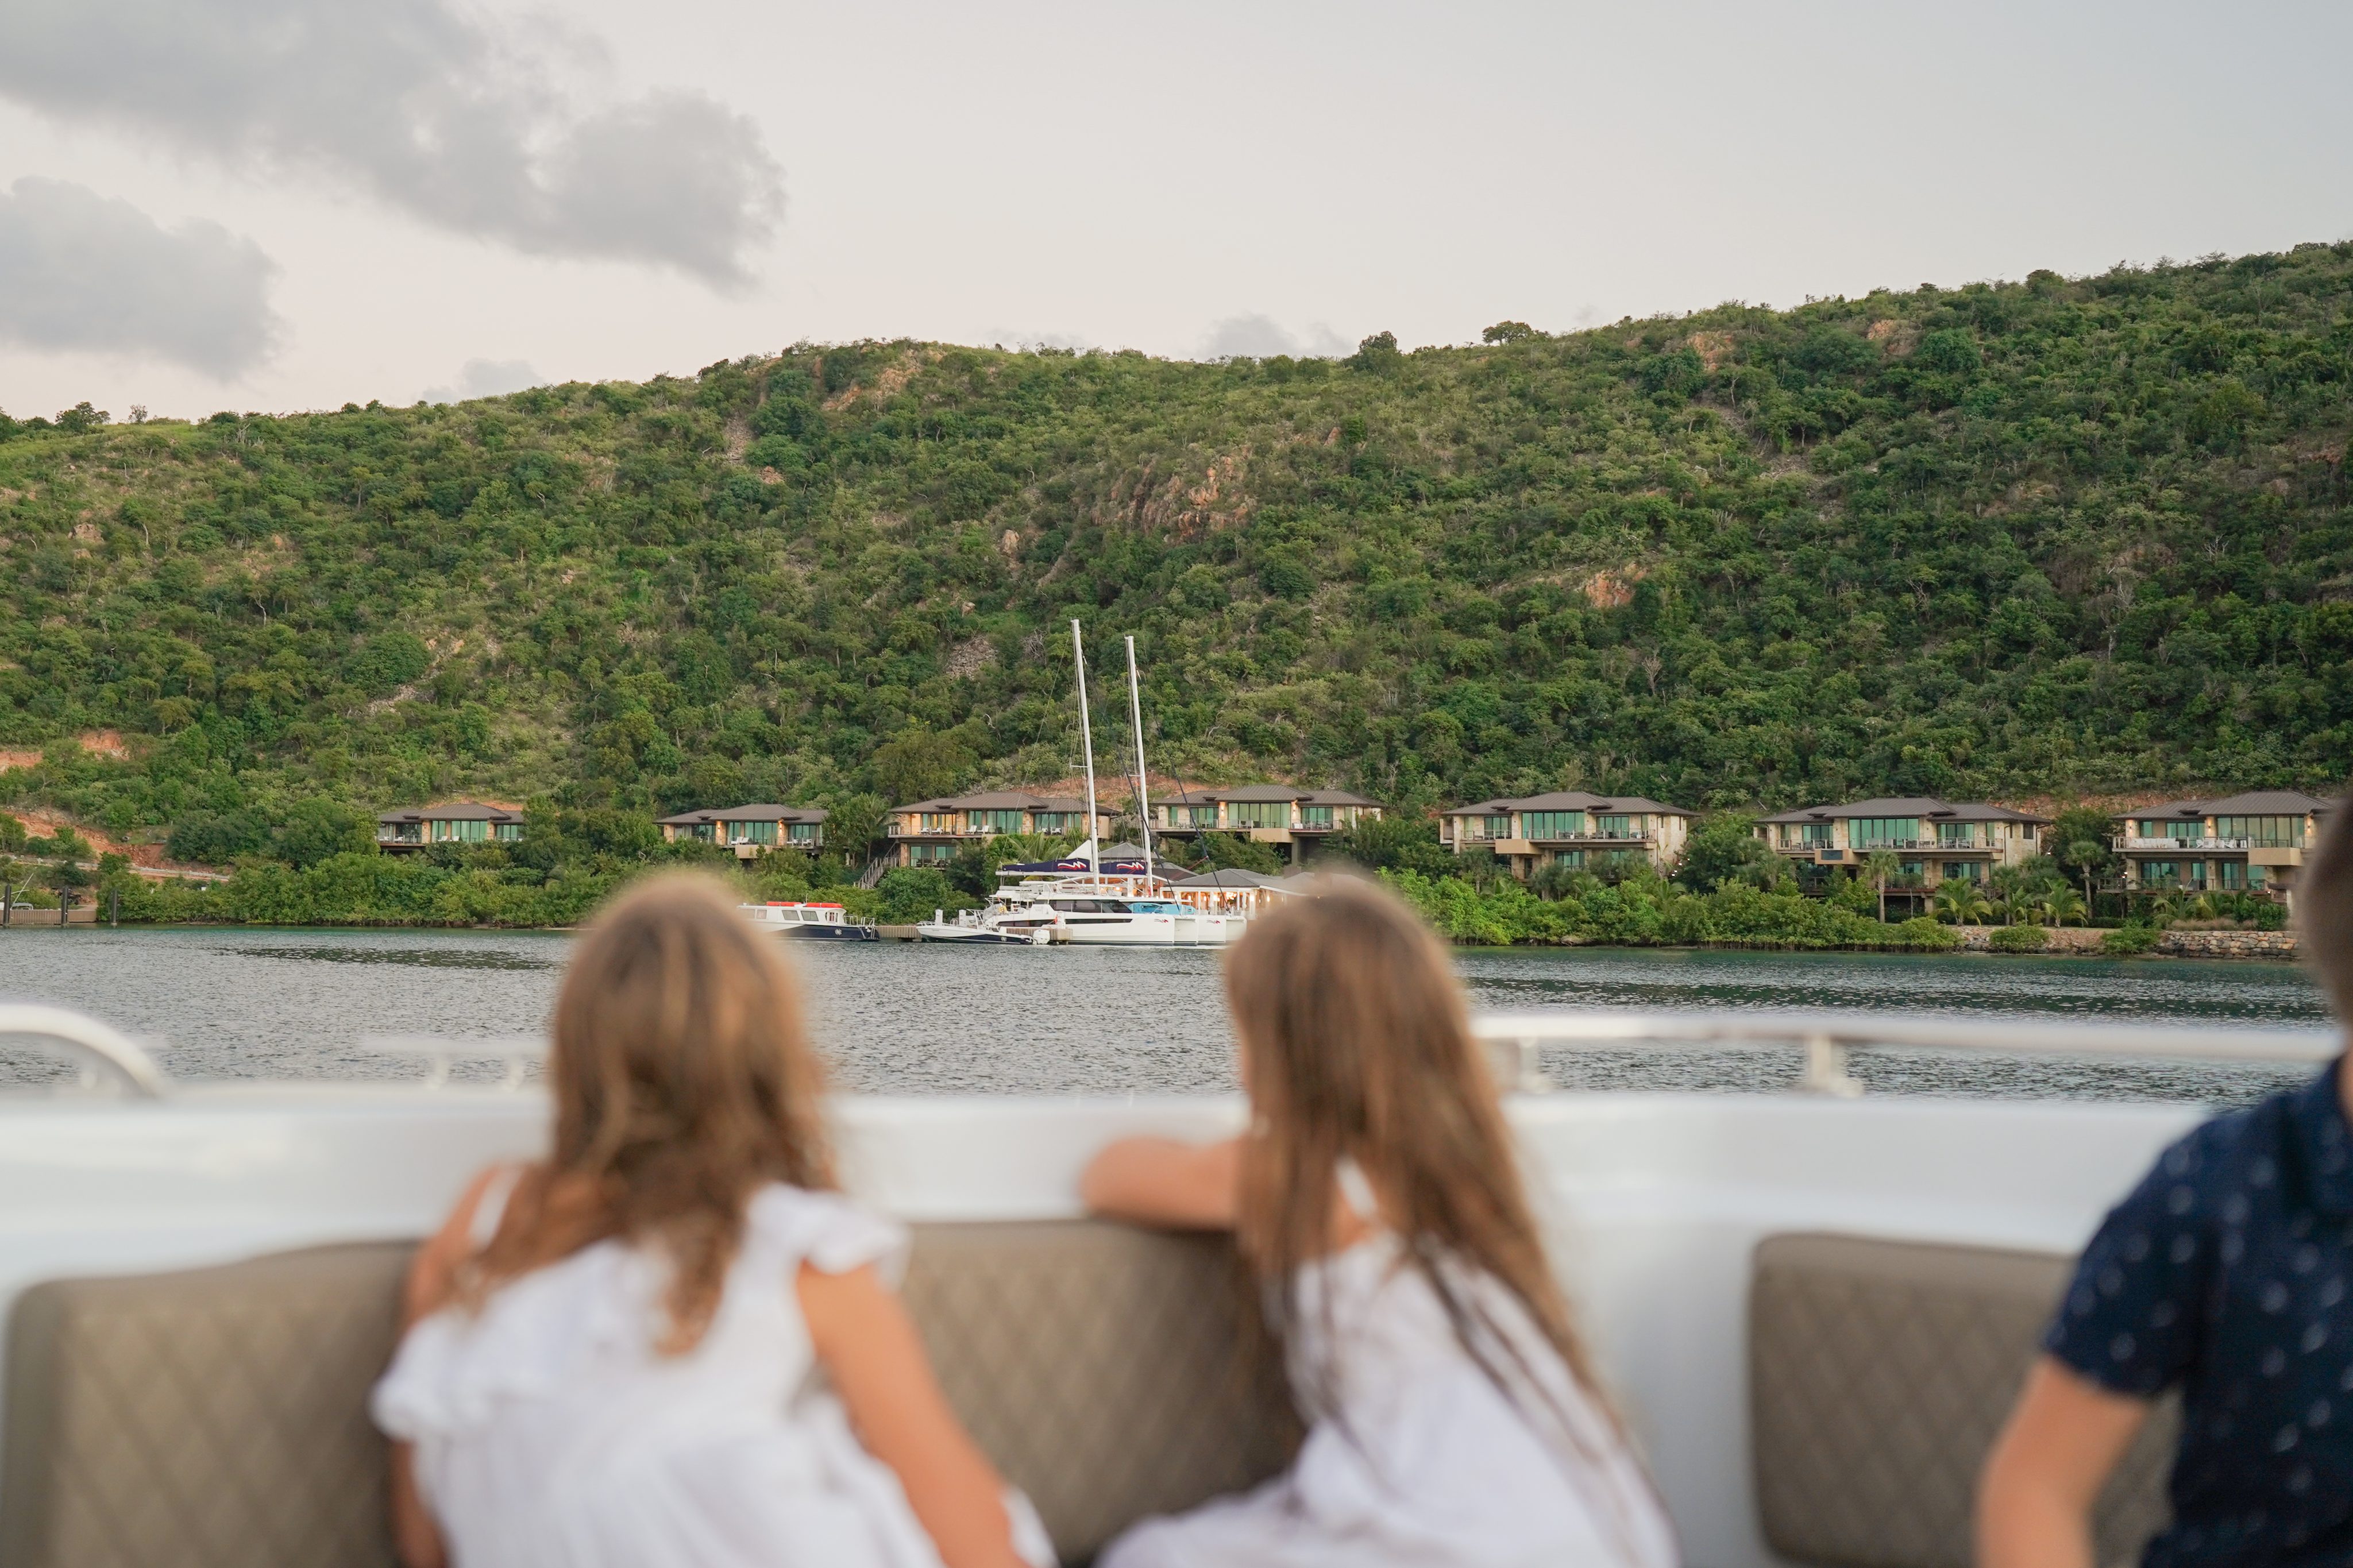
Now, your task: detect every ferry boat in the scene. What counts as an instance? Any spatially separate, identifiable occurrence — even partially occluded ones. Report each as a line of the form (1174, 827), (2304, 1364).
(739, 900), (879, 941)
(0, 1003), (2324, 1568)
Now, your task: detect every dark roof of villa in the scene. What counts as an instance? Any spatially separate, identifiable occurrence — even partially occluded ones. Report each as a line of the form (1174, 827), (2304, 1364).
(655, 804), (828, 825)
(376, 801), (523, 824)
(895, 791), (1096, 813)
(1752, 797), (2049, 825)
(2115, 793), (2336, 822)
(2186, 790), (2333, 816)
(1445, 791), (1695, 818)
(1187, 785), (1378, 806)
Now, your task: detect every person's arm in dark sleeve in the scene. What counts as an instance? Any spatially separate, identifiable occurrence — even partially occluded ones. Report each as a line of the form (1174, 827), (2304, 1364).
(1980, 1132), (2213, 1568)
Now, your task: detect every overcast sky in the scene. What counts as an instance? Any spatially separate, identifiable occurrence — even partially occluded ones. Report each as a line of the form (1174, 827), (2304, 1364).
(2, 0), (2348, 421)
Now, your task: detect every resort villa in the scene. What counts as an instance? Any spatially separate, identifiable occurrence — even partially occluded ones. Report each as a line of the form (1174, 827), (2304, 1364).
(2111, 790), (2337, 903)
(884, 791), (1117, 868)
(1754, 797), (2049, 902)
(655, 805), (828, 860)
(375, 802), (525, 852)
(1438, 792), (1694, 878)
(1151, 786), (1381, 866)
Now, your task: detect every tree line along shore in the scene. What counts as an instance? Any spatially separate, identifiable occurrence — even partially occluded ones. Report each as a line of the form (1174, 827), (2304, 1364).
(0, 801), (2287, 956)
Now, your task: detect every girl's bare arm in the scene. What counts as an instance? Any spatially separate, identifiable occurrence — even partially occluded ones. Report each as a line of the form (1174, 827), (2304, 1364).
(1077, 1136), (1241, 1229)
(800, 1263), (1028, 1568)
(389, 1165), (508, 1568)
(1977, 1356), (2153, 1568)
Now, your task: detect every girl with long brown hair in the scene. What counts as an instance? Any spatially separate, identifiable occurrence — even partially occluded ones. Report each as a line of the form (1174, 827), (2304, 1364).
(1081, 875), (1676, 1568)
(372, 873), (1048, 1568)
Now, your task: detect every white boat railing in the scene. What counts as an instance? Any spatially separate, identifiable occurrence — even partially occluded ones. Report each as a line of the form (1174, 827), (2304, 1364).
(0, 1003), (170, 1098)
(357, 1034), (547, 1088)
(1471, 1009), (2342, 1096)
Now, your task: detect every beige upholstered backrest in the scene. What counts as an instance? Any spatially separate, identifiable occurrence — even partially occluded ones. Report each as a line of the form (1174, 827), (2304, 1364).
(0, 1242), (413, 1568)
(1, 1220), (1293, 1568)
(1750, 1232), (2177, 1568)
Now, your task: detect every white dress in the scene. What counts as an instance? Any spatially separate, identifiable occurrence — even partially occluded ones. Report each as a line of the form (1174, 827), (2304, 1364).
(372, 1179), (1053, 1568)
(1100, 1234), (1679, 1568)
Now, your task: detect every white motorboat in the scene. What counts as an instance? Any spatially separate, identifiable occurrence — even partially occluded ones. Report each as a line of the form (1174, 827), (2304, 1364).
(739, 900), (879, 941)
(0, 1003), (2329, 1568)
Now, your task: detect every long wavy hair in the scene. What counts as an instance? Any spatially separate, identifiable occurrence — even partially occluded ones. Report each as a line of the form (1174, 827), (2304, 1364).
(1225, 875), (1620, 1449)
(461, 872), (834, 1352)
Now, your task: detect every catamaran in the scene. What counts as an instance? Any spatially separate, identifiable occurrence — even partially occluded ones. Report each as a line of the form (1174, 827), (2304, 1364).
(914, 625), (1249, 947)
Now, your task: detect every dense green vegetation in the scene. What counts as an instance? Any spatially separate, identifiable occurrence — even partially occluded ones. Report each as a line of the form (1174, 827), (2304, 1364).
(2, 242), (2349, 934)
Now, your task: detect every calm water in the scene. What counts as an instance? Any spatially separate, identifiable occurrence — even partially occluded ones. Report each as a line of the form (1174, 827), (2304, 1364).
(0, 928), (2333, 1103)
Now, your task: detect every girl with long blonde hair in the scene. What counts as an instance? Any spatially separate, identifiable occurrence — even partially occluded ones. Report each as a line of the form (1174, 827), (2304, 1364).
(373, 873), (1049, 1568)
(1082, 875), (1676, 1568)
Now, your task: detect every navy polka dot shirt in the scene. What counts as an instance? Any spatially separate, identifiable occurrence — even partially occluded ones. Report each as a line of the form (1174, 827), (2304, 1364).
(2047, 1057), (2353, 1568)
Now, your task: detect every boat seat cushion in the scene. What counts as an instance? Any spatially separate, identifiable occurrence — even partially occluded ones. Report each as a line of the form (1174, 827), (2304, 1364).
(1750, 1232), (2178, 1568)
(0, 1219), (1294, 1568)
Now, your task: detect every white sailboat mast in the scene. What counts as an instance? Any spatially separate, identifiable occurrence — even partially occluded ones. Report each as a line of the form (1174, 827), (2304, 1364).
(1125, 635), (1155, 886)
(1070, 619), (1100, 879)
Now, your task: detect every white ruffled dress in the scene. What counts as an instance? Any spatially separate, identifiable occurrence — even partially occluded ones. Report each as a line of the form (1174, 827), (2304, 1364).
(1100, 1234), (1679, 1568)
(372, 1180), (1050, 1568)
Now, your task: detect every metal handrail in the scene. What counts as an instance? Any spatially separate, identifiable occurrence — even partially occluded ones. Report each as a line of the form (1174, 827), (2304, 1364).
(0, 1004), (170, 1097)
(1469, 1009), (2342, 1097)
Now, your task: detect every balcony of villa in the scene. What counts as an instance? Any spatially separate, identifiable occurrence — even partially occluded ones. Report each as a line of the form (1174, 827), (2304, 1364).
(2115, 834), (2251, 853)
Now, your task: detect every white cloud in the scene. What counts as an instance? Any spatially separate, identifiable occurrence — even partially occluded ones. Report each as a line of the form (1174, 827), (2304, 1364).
(0, 177), (278, 377)
(419, 357), (540, 404)
(1199, 314), (1351, 360)
(0, 0), (783, 290)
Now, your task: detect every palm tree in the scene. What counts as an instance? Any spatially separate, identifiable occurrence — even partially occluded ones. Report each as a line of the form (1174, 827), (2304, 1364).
(1986, 863), (2029, 925)
(2060, 837), (2108, 910)
(1863, 849), (1903, 922)
(1932, 879), (1992, 925)
(2041, 885), (2087, 926)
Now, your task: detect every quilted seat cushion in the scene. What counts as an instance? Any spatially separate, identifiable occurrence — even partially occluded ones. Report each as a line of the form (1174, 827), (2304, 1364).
(1, 1220), (1295, 1568)
(1750, 1232), (2178, 1568)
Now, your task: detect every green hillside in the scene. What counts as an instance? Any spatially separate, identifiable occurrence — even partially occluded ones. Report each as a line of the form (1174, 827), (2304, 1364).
(3, 244), (2351, 862)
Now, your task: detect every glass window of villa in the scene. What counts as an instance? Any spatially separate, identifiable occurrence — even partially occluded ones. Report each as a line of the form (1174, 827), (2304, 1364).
(2216, 814), (2304, 848)
(920, 813), (955, 833)
(738, 820), (778, 845)
(494, 822), (522, 841)
(1596, 814), (1633, 837)
(1523, 812), (1586, 838)
(1794, 822), (1831, 844)
(448, 817), (487, 843)
(1850, 818), (1920, 848)
(971, 810), (1023, 833)
(1230, 801), (1290, 829)
(1935, 821), (1975, 845)
(1899, 860), (1924, 878)
(1942, 860), (1982, 880)
(1483, 815), (1514, 840)
(2220, 862), (2246, 889)
(1550, 850), (1586, 869)
(2250, 864), (2269, 887)
(788, 822), (818, 843)
(1033, 813), (1074, 833)
(1300, 805), (1334, 828)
